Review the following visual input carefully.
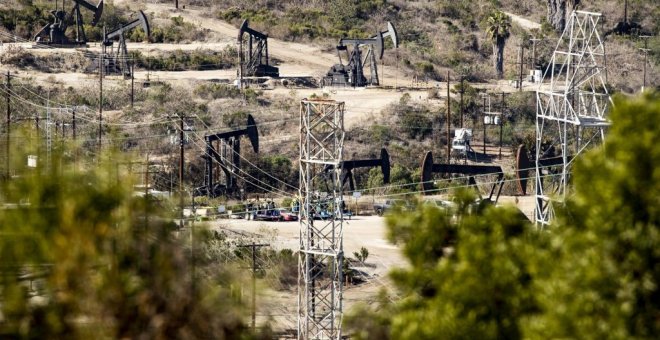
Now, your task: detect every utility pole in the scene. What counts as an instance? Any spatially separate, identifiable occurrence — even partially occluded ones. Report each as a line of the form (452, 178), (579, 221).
(179, 114), (184, 229)
(640, 35), (650, 92)
(483, 95), (487, 155)
(168, 113), (194, 229)
(518, 43), (525, 92)
(72, 109), (76, 141)
(98, 54), (103, 151)
(190, 190), (196, 297)
(499, 92), (506, 159)
(530, 38), (540, 70)
(35, 112), (40, 139)
(131, 61), (135, 108)
(144, 154), (150, 233)
(459, 75), (464, 128)
(238, 243), (270, 333)
(446, 71), (451, 164)
(5, 71), (10, 178)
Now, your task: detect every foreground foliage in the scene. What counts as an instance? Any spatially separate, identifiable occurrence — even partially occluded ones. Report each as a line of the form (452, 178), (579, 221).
(0, 150), (259, 339)
(347, 92), (660, 339)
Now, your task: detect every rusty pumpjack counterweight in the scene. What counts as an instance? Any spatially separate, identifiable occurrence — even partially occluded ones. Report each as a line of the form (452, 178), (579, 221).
(197, 114), (259, 198)
(514, 144), (572, 196)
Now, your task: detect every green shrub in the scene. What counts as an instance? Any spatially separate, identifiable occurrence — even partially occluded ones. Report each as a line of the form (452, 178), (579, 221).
(131, 47), (236, 72)
(399, 109), (433, 140)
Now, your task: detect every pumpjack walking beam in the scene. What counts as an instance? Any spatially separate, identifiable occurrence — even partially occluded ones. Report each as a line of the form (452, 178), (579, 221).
(201, 114), (259, 198)
(325, 22), (398, 87)
(324, 148), (390, 191)
(421, 151), (505, 202)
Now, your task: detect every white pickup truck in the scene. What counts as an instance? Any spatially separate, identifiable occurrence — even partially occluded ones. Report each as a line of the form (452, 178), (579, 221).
(451, 128), (472, 156)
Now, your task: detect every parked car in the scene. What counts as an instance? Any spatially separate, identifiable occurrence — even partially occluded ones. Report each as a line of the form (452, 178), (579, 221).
(253, 209), (282, 221)
(373, 199), (410, 216)
(342, 209), (353, 220)
(313, 209), (333, 220)
(280, 210), (298, 221)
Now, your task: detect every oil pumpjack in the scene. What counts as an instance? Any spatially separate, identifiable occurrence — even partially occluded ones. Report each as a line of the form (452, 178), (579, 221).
(102, 10), (150, 78)
(34, 0), (104, 47)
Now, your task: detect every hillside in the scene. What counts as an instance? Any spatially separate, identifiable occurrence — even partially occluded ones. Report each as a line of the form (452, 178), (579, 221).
(0, 0), (657, 197)
(0, 1), (658, 337)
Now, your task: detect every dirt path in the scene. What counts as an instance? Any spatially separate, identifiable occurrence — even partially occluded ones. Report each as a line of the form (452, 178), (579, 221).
(123, 2), (407, 81)
(209, 194), (535, 332)
(504, 11), (542, 31)
(209, 215), (406, 331)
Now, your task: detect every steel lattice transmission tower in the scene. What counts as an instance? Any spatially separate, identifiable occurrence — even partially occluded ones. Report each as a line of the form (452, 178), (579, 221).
(535, 10), (611, 227)
(298, 99), (345, 339)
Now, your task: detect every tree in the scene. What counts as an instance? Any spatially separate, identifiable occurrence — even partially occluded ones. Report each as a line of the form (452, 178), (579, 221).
(346, 192), (542, 339)
(346, 92), (660, 339)
(527, 92), (660, 338)
(0, 147), (257, 339)
(353, 247), (370, 264)
(546, 0), (580, 32)
(485, 11), (511, 79)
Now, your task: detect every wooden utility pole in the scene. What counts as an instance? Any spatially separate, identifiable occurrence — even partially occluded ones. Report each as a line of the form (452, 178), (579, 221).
(530, 38), (540, 70)
(72, 108), (78, 170)
(238, 243), (270, 332)
(518, 44), (524, 92)
(167, 113), (193, 229)
(446, 71), (451, 164)
(144, 154), (150, 232)
(459, 76), (464, 128)
(640, 35), (650, 92)
(72, 109), (76, 141)
(179, 114), (185, 229)
(483, 95), (487, 155)
(35, 112), (40, 139)
(499, 92), (506, 159)
(5, 71), (10, 178)
(98, 54), (103, 151)
(131, 62), (135, 108)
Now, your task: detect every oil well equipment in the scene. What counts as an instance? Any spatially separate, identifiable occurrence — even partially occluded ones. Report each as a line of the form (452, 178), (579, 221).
(197, 114), (259, 198)
(420, 151), (505, 203)
(323, 22), (398, 87)
(101, 10), (151, 78)
(34, 0), (104, 47)
(237, 20), (279, 78)
(325, 148), (390, 191)
(514, 144), (571, 196)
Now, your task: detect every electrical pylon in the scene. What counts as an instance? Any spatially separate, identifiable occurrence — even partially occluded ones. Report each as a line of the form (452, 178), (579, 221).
(535, 10), (611, 227)
(298, 99), (345, 339)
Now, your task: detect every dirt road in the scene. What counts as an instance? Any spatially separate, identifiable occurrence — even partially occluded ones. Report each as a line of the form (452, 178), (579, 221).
(112, 1), (407, 81)
(504, 11), (542, 31)
(209, 214), (406, 332)
(208, 194), (535, 332)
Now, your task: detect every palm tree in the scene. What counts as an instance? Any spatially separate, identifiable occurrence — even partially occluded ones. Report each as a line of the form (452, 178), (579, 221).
(485, 11), (511, 79)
